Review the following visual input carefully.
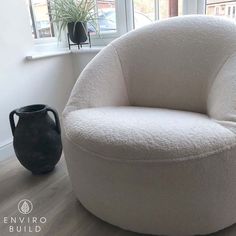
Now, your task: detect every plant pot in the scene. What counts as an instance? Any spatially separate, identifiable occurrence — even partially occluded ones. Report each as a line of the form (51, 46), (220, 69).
(67, 22), (88, 44)
(9, 104), (62, 174)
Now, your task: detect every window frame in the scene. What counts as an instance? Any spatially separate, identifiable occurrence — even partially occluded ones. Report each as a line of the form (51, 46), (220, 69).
(27, 0), (57, 45)
(93, 0), (206, 46)
(28, 0), (207, 47)
(89, 0), (128, 46)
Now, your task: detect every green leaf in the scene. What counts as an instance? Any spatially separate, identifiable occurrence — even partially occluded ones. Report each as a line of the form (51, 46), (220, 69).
(48, 0), (97, 40)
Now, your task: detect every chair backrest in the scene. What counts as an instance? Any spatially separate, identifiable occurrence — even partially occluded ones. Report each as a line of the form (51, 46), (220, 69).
(111, 15), (236, 113)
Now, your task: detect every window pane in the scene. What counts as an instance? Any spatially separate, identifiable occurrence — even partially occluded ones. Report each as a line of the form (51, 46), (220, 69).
(96, 0), (117, 34)
(29, 0), (54, 39)
(206, 0), (236, 20)
(159, 0), (183, 20)
(133, 0), (183, 29)
(133, 0), (155, 29)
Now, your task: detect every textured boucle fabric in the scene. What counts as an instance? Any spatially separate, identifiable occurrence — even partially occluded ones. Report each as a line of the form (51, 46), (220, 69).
(111, 15), (236, 113)
(64, 106), (236, 161)
(208, 52), (236, 122)
(63, 15), (236, 116)
(64, 137), (236, 236)
(63, 44), (130, 115)
(63, 15), (236, 235)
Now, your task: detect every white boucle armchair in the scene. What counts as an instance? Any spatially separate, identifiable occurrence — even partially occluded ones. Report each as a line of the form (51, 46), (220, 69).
(63, 15), (236, 236)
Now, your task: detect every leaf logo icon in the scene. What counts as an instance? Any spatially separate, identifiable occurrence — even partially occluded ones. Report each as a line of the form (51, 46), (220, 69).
(18, 199), (33, 214)
(21, 201), (30, 214)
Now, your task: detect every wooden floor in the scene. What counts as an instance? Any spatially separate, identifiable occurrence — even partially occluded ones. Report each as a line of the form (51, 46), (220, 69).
(0, 156), (236, 236)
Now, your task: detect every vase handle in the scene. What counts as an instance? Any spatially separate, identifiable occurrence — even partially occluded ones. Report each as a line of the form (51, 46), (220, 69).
(46, 107), (61, 134)
(9, 110), (17, 136)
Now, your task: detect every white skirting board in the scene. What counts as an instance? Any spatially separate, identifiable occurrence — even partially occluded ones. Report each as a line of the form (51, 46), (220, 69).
(0, 140), (14, 160)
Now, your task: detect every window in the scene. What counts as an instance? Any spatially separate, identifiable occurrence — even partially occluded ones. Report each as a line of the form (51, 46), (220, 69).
(215, 6), (220, 15)
(89, 0), (127, 45)
(206, 0), (236, 20)
(95, 0), (117, 34)
(132, 0), (155, 29)
(159, 0), (183, 20)
(27, 0), (119, 44)
(27, 0), (55, 39)
(227, 6), (231, 16)
(26, 0), (208, 46)
(132, 0), (183, 29)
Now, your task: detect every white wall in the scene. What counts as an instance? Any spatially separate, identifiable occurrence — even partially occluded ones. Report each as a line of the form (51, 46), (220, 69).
(0, 0), (76, 158)
(72, 51), (99, 79)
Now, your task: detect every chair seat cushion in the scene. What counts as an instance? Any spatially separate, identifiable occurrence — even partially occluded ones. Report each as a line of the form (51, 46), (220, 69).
(64, 106), (236, 162)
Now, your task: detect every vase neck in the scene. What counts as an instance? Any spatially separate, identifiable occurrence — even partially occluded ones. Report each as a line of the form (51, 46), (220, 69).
(15, 104), (47, 118)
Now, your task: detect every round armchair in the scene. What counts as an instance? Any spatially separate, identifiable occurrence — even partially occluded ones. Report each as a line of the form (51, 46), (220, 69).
(63, 16), (236, 235)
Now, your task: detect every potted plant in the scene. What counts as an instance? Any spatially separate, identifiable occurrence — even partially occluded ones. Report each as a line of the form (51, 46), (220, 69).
(49, 0), (97, 44)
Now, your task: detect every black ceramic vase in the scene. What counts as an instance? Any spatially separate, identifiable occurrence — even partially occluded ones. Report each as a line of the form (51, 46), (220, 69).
(9, 104), (62, 174)
(68, 22), (88, 44)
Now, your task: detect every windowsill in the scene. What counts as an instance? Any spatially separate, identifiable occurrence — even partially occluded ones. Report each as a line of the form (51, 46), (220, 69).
(71, 46), (104, 54)
(26, 46), (104, 60)
(26, 49), (71, 60)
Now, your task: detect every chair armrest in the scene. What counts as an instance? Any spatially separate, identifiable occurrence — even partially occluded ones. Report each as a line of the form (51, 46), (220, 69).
(63, 44), (130, 116)
(207, 53), (236, 124)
